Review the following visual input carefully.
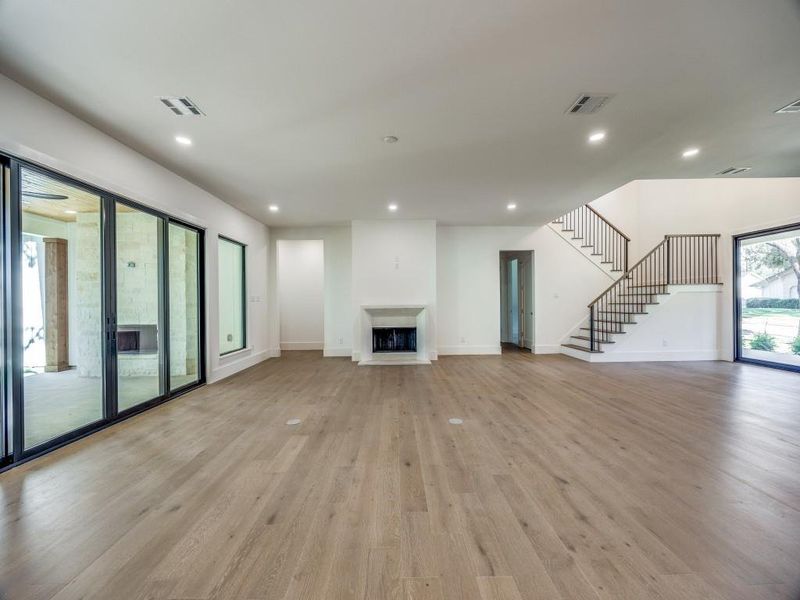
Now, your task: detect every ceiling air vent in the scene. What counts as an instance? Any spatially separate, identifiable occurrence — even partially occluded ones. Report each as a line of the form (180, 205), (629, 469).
(566, 93), (613, 115)
(715, 167), (751, 176)
(775, 98), (800, 114)
(158, 96), (205, 116)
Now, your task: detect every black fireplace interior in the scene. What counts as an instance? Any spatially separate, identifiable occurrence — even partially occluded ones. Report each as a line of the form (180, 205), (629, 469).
(117, 331), (140, 353)
(117, 324), (159, 354)
(372, 327), (417, 353)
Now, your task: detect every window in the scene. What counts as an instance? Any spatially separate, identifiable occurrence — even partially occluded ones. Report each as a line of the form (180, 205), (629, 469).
(218, 236), (246, 354)
(735, 222), (800, 372)
(2, 155), (205, 468)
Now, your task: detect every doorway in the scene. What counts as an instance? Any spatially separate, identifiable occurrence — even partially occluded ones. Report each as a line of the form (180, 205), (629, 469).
(277, 240), (324, 351)
(500, 250), (534, 352)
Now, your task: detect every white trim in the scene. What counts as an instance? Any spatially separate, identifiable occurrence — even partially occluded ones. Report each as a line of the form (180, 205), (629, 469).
(535, 344), (562, 354)
(547, 224), (618, 280)
(280, 341), (324, 350)
(323, 346), (352, 357)
(437, 345), (501, 355)
(566, 349), (724, 363)
(208, 349), (272, 383)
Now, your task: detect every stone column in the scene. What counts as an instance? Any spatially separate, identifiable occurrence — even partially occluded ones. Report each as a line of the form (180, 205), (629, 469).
(44, 237), (69, 372)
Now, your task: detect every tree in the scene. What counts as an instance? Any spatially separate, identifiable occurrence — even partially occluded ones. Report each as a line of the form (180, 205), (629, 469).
(743, 236), (800, 335)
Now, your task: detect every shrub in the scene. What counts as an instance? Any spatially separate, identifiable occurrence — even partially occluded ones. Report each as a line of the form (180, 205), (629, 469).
(746, 297), (800, 309)
(792, 336), (800, 356)
(750, 332), (777, 351)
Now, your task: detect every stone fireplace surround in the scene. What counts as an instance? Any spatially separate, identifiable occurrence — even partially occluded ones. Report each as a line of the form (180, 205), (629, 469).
(358, 305), (430, 365)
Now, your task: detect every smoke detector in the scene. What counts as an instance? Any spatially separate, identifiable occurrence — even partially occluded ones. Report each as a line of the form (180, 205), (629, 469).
(775, 99), (800, 114)
(566, 93), (614, 115)
(715, 167), (751, 176)
(158, 96), (205, 116)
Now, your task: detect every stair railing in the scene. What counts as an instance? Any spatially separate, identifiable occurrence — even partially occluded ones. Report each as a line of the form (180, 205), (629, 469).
(587, 234), (721, 351)
(553, 205), (630, 272)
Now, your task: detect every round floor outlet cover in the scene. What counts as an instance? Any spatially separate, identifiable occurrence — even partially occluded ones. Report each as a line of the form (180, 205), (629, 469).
(286, 418), (302, 426)
(448, 418), (464, 425)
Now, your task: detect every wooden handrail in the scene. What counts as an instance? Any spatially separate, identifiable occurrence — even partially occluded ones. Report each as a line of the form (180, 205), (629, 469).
(585, 204), (631, 241)
(584, 233), (721, 352)
(587, 239), (667, 307)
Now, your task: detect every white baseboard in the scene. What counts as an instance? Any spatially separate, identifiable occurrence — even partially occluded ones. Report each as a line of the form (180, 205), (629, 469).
(209, 349), (272, 383)
(437, 345), (501, 355)
(280, 341), (323, 350)
(562, 348), (724, 363)
(268, 347), (281, 358)
(323, 346), (352, 357)
(351, 351), (361, 362)
(535, 344), (562, 354)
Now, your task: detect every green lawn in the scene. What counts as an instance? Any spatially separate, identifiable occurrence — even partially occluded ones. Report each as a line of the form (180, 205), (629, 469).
(742, 307), (800, 354)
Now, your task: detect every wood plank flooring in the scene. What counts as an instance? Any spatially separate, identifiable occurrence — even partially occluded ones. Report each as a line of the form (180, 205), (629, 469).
(1, 351), (799, 600)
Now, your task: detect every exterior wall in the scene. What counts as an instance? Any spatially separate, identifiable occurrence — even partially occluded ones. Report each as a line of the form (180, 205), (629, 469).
(1, 74), (270, 383)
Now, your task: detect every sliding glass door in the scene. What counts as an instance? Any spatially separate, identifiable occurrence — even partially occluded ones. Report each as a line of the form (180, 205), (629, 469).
(1, 160), (9, 463)
(169, 223), (201, 391)
(20, 166), (104, 449)
(735, 223), (800, 372)
(115, 202), (165, 411)
(1, 156), (205, 467)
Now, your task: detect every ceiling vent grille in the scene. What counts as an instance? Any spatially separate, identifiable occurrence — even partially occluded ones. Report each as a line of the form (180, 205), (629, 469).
(775, 99), (800, 114)
(566, 93), (613, 115)
(158, 96), (205, 116)
(715, 167), (751, 176)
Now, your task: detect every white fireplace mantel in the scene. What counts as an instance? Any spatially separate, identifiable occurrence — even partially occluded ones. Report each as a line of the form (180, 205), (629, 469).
(358, 304), (431, 365)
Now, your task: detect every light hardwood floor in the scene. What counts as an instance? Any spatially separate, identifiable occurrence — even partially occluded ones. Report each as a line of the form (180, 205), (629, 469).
(1, 352), (799, 600)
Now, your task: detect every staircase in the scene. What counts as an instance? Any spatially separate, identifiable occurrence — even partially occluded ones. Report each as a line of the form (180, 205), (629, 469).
(552, 204), (630, 274)
(564, 233), (722, 354)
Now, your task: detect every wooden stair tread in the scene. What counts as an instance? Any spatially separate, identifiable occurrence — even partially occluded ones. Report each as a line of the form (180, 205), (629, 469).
(561, 343), (604, 354)
(581, 327), (626, 334)
(571, 335), (615, 344)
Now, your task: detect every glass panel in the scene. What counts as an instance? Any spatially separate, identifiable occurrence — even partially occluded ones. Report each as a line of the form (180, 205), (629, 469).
(738, 226), (800, 369)
(169, 223), (200, 390)
(1, 164), (7, 458)
(116, 203), (163, 411)
(20, 168), (103, 448)
(218, 237), (245, 354)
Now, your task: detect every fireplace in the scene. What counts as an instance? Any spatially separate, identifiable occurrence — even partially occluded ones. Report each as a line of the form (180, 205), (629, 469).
(118, 324), (158, 354)
(372, 327), (417, 353)
(117, 330), (140, 353)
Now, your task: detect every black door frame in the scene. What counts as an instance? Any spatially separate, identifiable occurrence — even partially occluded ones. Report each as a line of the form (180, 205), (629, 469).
(733, 221), (800, 374)
(1, 152), (207, 470)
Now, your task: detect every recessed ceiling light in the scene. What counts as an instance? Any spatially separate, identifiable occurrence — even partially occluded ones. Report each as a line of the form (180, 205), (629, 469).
(268, 205), (279, 213)
(175, 135), (192, 146)
(588, 131), (606, 143)
(383, 135), (399, 144)
(682, 147), (700, 158)
(64, 209), (77, 214)
(507, 202), (517, 210)
(388, 203), (398, 212)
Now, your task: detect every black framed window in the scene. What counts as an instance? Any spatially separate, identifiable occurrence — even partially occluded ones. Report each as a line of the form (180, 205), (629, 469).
(734, 222), (800, 373)
(218, 236), (246, 355)
(0, 153), (206, 470)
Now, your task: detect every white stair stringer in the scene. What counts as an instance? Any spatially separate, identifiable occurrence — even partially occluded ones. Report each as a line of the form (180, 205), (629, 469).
(560, 285), (723, 362)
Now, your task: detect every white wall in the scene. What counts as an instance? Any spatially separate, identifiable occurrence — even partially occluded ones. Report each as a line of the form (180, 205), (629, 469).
(269, 226), (352, 356)
(351, 220), (437, 360)
(277, 240), (324, 350)
(590, 178), (800, 360)
(437, 226), (612, 355)
(0, 74), (271, 383)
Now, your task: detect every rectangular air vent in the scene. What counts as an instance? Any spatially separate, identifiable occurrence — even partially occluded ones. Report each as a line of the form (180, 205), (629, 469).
(715, 167), (751, 176)
(158, 96), (205, 116)
(775, 99), (800, 114)
(566, 93), (613, 115)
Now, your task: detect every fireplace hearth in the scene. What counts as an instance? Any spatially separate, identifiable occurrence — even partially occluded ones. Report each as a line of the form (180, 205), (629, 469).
(372, 327), (417, 353)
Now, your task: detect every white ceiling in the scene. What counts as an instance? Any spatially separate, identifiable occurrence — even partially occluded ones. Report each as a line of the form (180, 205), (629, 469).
(1, 0), (799, 227)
